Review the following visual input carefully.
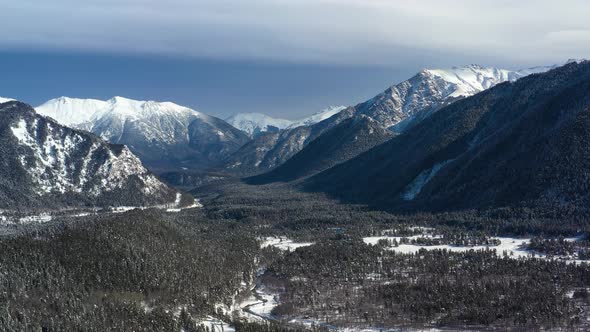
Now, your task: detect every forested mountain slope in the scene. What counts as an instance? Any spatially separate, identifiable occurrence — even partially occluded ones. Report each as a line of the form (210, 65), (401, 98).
(305, 61), (590, 211)
(223, 64), (554, 177)
(0, 101), (176, 209)
(246, 116), (393, 184)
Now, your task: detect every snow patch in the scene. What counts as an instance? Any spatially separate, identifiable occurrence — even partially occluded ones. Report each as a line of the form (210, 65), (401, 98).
(261, 237), (314, 251)
(363, 235), (589, 264)
(195, 316), (235, 332)
(402, 159), (454, 200)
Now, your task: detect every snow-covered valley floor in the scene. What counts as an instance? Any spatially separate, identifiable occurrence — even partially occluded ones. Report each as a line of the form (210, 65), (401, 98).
(363, 234), (589, 264)
(0, 193), (201, 227)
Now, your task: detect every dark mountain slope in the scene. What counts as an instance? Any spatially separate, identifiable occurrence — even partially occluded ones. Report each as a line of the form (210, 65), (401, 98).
(304, 61), (590, 211)
(246, 116), (393, 184)
(223, 108), (356, 175)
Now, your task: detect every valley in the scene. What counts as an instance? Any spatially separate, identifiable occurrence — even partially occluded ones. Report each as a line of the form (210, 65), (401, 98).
(2, 62), (590, 331)
(3, 180), (589, 331)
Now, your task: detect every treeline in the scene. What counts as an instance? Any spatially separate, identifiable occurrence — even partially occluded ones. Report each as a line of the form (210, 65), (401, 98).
(194, 180), (590, 240)
(529, 236), (590, 259)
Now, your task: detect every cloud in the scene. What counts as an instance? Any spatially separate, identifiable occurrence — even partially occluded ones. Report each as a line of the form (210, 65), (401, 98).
(1, 0), (589, 66)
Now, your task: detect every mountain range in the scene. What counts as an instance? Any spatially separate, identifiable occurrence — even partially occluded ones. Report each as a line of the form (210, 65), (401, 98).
(36, 96), (250, 172)
(304, 60), (590, 211)
(224, 63), (558, 178)
(0, 101), (176, 209)
(1, 61), (579, 202)
(245, 115), (394, 184)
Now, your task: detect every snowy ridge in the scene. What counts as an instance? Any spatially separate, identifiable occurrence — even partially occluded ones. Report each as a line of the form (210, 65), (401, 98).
(360, 62), (562, 129)
(226, 106), (347, 136)
(36, 96), (250, 170)
(36, 96), (204, 144)
(424, 64), (555, 98)
(36, 97), (109, 127)
(286, 105), (347, 129)
(225, 112), (293, 137)
(0, 97), (15, 104)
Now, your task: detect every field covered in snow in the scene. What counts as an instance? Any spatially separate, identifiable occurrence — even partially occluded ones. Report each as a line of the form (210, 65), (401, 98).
(363, 234), (589, 264)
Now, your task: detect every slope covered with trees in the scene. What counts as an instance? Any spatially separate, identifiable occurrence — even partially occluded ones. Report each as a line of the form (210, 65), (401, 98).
(305, 61), (590, 211)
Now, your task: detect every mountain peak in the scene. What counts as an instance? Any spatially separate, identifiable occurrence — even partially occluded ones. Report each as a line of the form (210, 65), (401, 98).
(36, 95), (248, 171)
(0, 97), (15, 103)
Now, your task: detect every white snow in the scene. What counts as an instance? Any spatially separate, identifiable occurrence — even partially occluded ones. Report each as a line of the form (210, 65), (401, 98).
(401, 159), (454, 200)
(363, 235), (589, 264)
(239, 284), (280, 320)
(261, 237), (314, 251)
(195, 316), (235, 332)
(165, 194), (202, 212)
(226, 106), (347, 136)
(36, 96), (201, 127)
(36, 97), (109, 126)
(0, 97), (15, 103)
(381, 62), (569, 131)
(287, 106), (347, 129)
(10, 114), (169, 197)
(226, 113), (293, 136)
(36, 96), (210, 146)
(18, 213), (53, 224)
(425, 64), (557, 98)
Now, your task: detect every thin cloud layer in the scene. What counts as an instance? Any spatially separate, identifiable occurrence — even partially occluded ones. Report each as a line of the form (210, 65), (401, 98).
(1, 0), (589, 66)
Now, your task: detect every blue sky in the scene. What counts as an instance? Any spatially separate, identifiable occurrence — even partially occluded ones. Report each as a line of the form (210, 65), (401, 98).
(0, 50), (417, 119)
(1, 0), (589, 119)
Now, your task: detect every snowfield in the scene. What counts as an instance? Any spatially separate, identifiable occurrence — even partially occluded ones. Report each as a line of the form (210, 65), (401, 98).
(363, 235), (589, 264)
(261, 236), (314, 251)
(0, 195), (201, 226)
(194, 316), (235, 332)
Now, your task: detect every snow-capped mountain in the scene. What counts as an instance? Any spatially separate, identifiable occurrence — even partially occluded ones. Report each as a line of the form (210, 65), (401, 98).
(286, 106), (347, 129)
(357, 63), (557, 130)
(36, 96), (250, 171)
(226, 106), (347, 137)
(246, 115), (394, 184)
(225, 113), (293, 137)
(35, 97), (109, 127)
(0, 97), (15, 103)
(305, 61), (590, 211)
(222, 63), (559, 177)
(0, 101), (176, 209)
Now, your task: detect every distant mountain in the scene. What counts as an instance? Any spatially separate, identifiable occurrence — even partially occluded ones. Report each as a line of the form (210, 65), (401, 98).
(246, 115), (394, 184)
(0, 101), (176, 209)
(225, 113), (293, 137)
(223, 64), (556, 177)
(222, 107), (356, 176)
(305, 61), (590, 211)
(0, 97), (15, 103)
(286, 106), (348, 129)
(36, 96), (250, 171)
(226, 106), (347, 137)
(357, 64), (556, 132)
